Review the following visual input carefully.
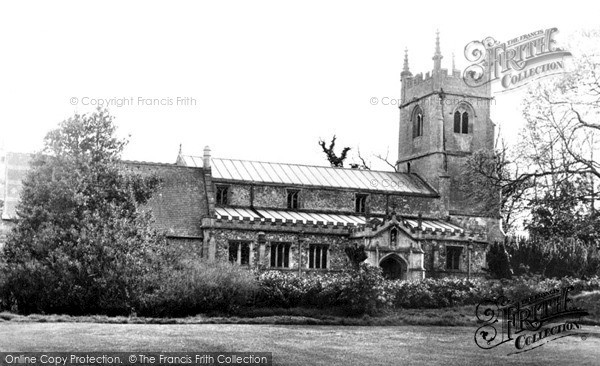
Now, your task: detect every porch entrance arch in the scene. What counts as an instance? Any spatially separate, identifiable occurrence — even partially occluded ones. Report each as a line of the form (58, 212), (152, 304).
(379, 254), (408, 280)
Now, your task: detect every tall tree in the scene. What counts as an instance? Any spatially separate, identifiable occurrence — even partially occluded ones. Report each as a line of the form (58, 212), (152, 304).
(521, 32), (599, 211)
(1, 109), (164, 315)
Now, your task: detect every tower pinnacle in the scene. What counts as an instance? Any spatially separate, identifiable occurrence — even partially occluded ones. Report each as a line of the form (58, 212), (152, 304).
(401, 48), (412, 78)
(433, 29), (443, 70)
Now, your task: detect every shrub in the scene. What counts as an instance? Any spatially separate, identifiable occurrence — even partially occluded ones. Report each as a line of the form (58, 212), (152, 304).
(389, 278), (481, 308)
(137, 260), (258, 317)
(485, 241), (514, 279)
(337, 263), (390, 315)
(504, 237), (600, 278)
(255, 271), (314, 308)
(253, 265), (391, 315)
(475, 275), (600, 305)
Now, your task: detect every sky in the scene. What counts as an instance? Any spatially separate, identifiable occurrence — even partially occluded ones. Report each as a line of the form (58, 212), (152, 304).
(1, 0), (599, 170)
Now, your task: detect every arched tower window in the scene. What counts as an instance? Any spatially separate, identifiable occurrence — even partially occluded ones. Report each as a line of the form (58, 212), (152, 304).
(453, 105), (471, 134)
(412, 106), (424, 138)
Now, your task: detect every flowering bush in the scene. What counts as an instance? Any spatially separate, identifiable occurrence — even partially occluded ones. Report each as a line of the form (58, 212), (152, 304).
(386, 278), (482, 308)
(254, 265), (390, 314)
(254, 270), (600, 313)
(337, 263), (391, 315)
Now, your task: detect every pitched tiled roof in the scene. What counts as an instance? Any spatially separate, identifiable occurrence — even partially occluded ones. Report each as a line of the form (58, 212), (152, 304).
(124, 162), (209, 237)
(1, 153), (210, 238)
(178, 156), (437, 195)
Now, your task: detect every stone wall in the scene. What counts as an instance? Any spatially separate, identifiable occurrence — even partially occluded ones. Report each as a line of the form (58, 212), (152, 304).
(421, 239), (488, 279)
(397, 63), (500, 222)
(220, 182), (444, 218)
(208, 228), (351, 271)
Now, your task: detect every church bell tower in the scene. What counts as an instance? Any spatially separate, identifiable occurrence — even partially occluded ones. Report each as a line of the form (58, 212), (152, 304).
(397, 31), (496, 217)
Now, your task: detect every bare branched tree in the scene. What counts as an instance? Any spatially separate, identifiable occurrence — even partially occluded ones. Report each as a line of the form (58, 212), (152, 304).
(520, 44), (600, 213)
(467, 31), (600, 234)
(464, 140), (533, 233)
(349, 148), (371, 170)
(318, 135), (351, 168)
(374, 147), (399, 172)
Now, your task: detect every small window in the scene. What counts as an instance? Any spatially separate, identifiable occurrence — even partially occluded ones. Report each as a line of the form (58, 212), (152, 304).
(446, 246), (462, 270)
(454, 109), (469, 134)
(355, 194), (368, 213)
(216, 186), (229, 205)
(270, 242), (291, 268)
(309, 244), (328, 269)
(229, 241), (251, 265)
(287, 189), (300, 209)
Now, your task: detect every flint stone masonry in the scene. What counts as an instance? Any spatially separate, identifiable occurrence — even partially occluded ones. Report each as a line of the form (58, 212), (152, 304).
(421, 240), (487, 279)
(208, 228), (350, 271)
(218, 182), (444, 218)
(229, 184), (252, 206)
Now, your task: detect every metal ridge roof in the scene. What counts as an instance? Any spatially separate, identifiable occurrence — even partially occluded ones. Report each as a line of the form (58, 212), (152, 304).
(214, 207), (468, 235)
(179, 155), (437, 195)
(215, 207), (367, 226)
(403, 218), (465, 234)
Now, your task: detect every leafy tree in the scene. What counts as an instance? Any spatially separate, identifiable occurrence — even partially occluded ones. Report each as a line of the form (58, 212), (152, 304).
(485, 241), (513, 279)
(526, 178), (598, 242)
(504, 236), (600, 278)
(344, 244), (368, 270)
(0, 109), (164, 315)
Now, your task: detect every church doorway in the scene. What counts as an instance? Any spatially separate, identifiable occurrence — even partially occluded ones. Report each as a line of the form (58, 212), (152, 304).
(379, 254), (407, 280)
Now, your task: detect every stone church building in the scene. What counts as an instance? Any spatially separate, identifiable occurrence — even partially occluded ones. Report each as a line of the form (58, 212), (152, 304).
(0, 34), (503, 280)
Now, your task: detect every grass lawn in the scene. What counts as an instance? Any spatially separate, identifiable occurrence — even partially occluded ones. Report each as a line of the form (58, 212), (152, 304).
(0, 306), (480, 327)
(1, 322), (599, 366)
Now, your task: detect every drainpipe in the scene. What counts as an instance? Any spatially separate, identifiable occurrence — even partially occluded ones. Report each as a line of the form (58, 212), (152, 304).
(298, 234), (304, 276)
(431, 240), (438, 278)
(467, 239), (474, 280)
(257, 232), (266, 269)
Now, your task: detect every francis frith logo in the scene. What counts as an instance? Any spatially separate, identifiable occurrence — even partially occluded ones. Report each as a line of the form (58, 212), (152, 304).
(474, 285), (589, 354)
(463, 27), (572, 91)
